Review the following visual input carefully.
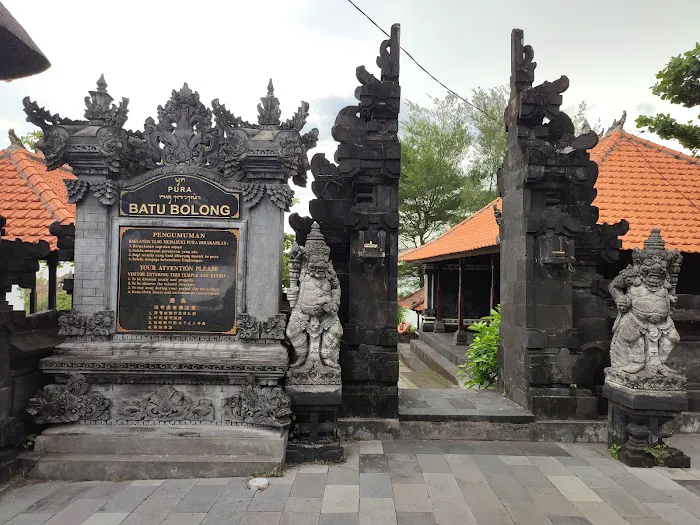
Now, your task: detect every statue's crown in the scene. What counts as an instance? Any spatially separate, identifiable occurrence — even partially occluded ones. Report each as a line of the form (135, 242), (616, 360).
(305, 222), (331, 260)
(633, 228), (674, 265)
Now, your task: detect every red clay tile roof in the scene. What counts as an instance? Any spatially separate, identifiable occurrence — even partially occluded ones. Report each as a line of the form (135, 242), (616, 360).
(0, 145), (75, 250)
(399, 287), (425, 311)
(400, 129), (700, 263)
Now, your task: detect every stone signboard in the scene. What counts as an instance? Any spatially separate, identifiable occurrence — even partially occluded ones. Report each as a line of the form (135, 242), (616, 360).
(120, 174), (240, 219)
(116, 226), (238, 334)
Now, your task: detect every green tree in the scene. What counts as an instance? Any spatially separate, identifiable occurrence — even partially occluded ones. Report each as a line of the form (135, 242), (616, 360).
(19, 274), (72, 313)
(20, 130), (43, 150)
(636, 43), (700, 156)
(571, 100), (604, 136)
(282, 232), (295, 289)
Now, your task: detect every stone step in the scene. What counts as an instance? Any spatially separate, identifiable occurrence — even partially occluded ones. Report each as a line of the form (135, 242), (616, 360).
(22, 452), (283, 481)
(418, 331), (469, 366)
(34, 424), (286, 457)
(409, 340), (461, 386)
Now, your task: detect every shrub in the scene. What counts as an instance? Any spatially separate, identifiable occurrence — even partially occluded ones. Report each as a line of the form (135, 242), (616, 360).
(457, 306), (500, 388)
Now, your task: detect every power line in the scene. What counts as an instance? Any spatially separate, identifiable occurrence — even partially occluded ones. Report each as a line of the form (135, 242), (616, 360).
(345, 0), (502, 125)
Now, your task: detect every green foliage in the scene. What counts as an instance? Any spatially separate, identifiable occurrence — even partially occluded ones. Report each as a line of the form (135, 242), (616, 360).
(644, 443), (671, 465)
(397, 306), (406, 325)
(20, 130), (43, 150)
(18, 263), (72, 313)
(282, 232), (295, 289)
(636, 43), (700, 156)
(457, 306), (500, 389)
(608, 443), (621, 459)
(19, 434), (37, 451)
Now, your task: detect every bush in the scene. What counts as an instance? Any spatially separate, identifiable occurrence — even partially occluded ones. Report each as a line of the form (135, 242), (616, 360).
(457, 306), (500, 388)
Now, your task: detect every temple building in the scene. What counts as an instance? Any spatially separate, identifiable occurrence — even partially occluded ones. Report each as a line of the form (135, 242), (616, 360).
(0, 132), (75, 311)
(399, 128), (700, 333)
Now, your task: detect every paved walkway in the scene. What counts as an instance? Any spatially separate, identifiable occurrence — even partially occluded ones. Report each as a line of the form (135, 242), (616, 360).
(3, 436), (700, 524)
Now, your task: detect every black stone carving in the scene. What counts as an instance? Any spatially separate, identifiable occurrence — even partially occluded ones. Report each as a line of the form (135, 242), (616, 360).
(291, 24), (401, 418)
(57, 310), (114, 337)
(257, 79), (282, 126)
(497, 29), (628, 419)
(26, 373), (110, 424)
(8, 129), (25, 149)
(222, 384), (292, 428)
(235, 313), (286, 341)
(64, 179), (89, 204)
(91, 179), (118, 205)
(115, 385), (214, 422)
(48, 221), (75, 262)
(84, 74), (129, 127)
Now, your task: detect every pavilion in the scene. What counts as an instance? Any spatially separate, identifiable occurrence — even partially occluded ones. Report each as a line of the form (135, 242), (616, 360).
(400, 127), (700, 334)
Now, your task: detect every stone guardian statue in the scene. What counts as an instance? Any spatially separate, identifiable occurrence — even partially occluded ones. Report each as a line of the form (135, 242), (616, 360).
(286, 222), (342, 385)
(607, 228), (683, 387)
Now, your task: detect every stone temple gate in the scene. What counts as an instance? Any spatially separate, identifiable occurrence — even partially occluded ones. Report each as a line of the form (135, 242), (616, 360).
(21, 24), (401, 478)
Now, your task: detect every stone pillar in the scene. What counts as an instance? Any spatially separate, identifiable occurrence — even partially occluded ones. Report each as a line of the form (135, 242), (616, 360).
(454, 259), (469, 344)
(421, 263), (436, 332)
(497, 29), (625, 419)
(434, 265), (446, 333)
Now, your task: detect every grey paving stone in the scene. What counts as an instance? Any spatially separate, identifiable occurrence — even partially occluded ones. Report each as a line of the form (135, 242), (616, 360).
(25, 483), (99, 514)
(423, 473), (462, 499)
(449, 464), (489, 485)
(318, 513), (359, 525)
(572, 502), (629, 525)
(321, 485), (359, 514)
(248, 484), (292, 512)
(485, 475), (530, 501)
(381, 441), (421, 455)
(471, 514), (515, 525)
(4, 514), (54, 525)
(592, 487), (656, 518)
(359, 498), (396, 525)
(285, 497), (323, 514)
(547, 518), (592, 525)
(557, 457), (590, 467)
(389, 461), (423, 484)
(564, 467), (619, 489)
(360, 455), (390, 473)
(528, 457), (571, 477)
(416, 454), (451, 474)
(503, 500), (553, 525)
(99, 486), (159, 513)
(526, 488), (582, 518)
(81, 483), (131, 501)
(281, 512), (320, 525)
(396, 512), (436, 525)
(546, 476), (602, 503)
(411, 441), (443, 454)
(459, 483), (507, 516)
(360, 473), (393, 498)
(43, 498), (108, 525)
(291, 474), (328, 498)
(328, 466), (360, 485)
(172, 484), (225, 513)
(221, 478), (255, 499)
(646, 502), (700, 525)
(149, 479), (197, 500)
(81, 513), (130, 525)
(609, 474), (673, 503)
(508, 465), (555, 489)
(359, 441), (384, 455)
(392, 484), (432, 513)
(120, 497), (180, 525)
(471, 456), (511, 475)
(201, 498), (248, 525)
(431, 498), (477, 525)
(386, 453), (417, 463)
(239, 511), (283, 525)
(160, 513), (207, 525)
(507, 443), (570, 458)
(196, 478), (232, 485)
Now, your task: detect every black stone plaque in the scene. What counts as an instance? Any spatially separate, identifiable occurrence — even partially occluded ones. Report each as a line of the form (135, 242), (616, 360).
(120, 174), (240, 219)
(117, 226), (238, 334)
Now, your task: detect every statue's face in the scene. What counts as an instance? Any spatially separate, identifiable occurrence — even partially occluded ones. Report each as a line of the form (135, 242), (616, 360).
(640, 255), (667, 288)
(308, 256), (329, 279)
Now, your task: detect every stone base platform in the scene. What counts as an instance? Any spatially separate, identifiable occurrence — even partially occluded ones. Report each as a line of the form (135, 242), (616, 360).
(25, 424), (287, 480)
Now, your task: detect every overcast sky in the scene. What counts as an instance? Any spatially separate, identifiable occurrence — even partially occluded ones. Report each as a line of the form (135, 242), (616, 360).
(2, 0), (699, 221)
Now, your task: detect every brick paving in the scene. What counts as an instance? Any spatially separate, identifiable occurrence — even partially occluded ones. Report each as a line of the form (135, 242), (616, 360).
(3, 436), (700, 524)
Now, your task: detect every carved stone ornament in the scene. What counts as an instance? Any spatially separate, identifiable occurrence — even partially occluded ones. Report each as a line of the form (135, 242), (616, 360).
(91, 179), (118, 205)
(58, 309), (115, 337)
(115, 385), (214, 422)
(236, 313), (287, 341)
(240, 183), (295, 211)
(64, 179), (90, 204)
(222, 384), (292, 428)
(606, 228), (685, 390)
(286, 222), (342, 386)
(26, 373), (110, 424)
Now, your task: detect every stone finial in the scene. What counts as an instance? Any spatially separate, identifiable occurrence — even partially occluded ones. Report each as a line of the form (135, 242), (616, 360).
(257, 79), (281, 126)
(7, 129), (26, 149)
(607, 110), (627, 134)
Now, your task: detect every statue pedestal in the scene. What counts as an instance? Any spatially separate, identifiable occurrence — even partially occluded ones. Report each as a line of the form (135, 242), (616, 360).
(286, 385), (343, 464)
(603, 381), (690, 468)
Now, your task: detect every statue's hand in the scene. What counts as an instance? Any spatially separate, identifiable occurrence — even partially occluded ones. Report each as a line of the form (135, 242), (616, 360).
(670, 294), (678, 305)
(616, 295), (631, 313)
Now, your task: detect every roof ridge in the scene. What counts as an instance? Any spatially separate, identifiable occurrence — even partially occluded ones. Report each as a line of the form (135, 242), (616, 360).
(8, 148), (71, 224)
(622, 130), (700, 168)
(595, 128), (625, 166)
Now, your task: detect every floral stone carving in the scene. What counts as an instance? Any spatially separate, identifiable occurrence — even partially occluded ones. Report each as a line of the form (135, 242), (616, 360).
(58, 309), (114, 337)
(115, 385), (215, 422)
(606, 228), (685, 390)
(26, 373), (110, 424)
(286, 222), (342, 386)
(222, 384), (292, 428)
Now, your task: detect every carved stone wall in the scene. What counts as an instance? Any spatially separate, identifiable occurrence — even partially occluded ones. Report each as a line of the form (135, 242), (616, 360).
(291, 24), (401, 418)
(497, 30), (627, 419)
